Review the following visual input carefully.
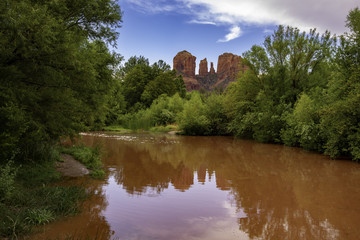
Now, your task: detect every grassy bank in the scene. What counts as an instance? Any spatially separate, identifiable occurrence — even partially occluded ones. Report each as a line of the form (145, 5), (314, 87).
(0, 160), (87, 239)
(59, 145), (105, 179)
(103, 124), (179, 133)
(102, 125), (132, 132)
(0, 144), (105, 239)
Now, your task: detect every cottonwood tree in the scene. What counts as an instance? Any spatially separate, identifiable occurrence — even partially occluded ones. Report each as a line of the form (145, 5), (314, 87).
(0, 0), (122, 161)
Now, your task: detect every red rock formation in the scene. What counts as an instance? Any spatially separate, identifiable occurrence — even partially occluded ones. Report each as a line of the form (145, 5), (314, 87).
(173, 51), (248, 91)
(209, 62), (215, 74)
(217, 53), (241, 77)
(199, 58), (208, 76)
(173, 50), (196, 77)
(183, 76), (200, 91)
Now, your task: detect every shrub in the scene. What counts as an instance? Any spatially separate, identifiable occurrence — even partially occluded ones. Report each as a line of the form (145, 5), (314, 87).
(177, 92), (210, 135)
(0, 161), (17, 202)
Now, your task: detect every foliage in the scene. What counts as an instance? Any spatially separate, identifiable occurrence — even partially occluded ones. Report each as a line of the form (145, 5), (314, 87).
(177, 92), (210, 135)
(141, 70), (180, 106)
(0, 161), (87, 238)
(0, 161), (17, 202)
(26, 208), (55, 225)
(281, 93), (324, 151)
(318, 7), (360, 160)
(0, 0), (122, 162)
(204, 93), (230, 135)
(120, 56), (186, 112)
(60, 145), (105, 178)
(149, 125), (178, 133)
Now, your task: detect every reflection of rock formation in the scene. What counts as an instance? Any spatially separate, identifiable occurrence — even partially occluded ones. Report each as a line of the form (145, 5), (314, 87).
(197, 165), (207, 184)
(215, 172), (230, 191)
(172, 167), (194, 191)
(173, 51), (248, 91)
(80, 133), (360, 240)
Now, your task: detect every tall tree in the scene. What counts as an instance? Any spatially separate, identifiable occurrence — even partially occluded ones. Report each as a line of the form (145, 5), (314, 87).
(320, 7), (360, 160)
(0, 0), (122, 161)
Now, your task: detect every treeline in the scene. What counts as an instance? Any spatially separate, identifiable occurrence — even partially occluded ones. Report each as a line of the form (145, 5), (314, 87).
(111, 8), (360, 161)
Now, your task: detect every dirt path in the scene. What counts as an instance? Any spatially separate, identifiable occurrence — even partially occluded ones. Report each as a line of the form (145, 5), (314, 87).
(56, 154), (90, 177)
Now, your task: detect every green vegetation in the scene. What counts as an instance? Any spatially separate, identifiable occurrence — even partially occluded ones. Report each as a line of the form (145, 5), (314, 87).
(150, 125), (179, 133)
(0, 0), (120, 238)
(0, 0), (122, 163)
(0, 0), (359, 236)
(113, 8), (360, 161)
(103, 125), (131, 132)
(0, 159), (87, 238)
(60, 145), (105, 179)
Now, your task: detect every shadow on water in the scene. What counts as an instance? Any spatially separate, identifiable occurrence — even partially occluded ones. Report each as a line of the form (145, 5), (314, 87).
(33, 132), (360, 240)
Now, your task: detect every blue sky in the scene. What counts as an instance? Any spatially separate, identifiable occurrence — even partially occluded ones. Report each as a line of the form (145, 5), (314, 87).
(115, 0), (358, 73)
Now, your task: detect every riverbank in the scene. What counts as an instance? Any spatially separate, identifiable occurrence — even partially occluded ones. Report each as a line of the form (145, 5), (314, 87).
(104, 124), (179, 134)
(0, 144), (104, 239)
(0, 159), (87, 238)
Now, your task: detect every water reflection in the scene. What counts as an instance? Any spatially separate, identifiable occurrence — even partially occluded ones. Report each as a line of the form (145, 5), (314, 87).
(35, 133), (360, 240)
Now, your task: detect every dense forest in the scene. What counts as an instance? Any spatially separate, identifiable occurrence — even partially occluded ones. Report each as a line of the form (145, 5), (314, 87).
(0, 0), (359, 237)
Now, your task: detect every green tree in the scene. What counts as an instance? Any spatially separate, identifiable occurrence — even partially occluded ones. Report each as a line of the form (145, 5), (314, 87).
(204, 94), (229, 135)
(141, 70), (185, 106)
(320, 8), (360, 160)
(177, 92), (209, 135)
(225, 25), (334, 143)
(0, 0), (122, 161)
(121, 57), (185, 111)
(120, 56), (150, 75)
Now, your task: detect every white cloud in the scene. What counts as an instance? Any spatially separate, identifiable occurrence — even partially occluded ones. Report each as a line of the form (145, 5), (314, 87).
(123, 0), (359, 38)
(188, 19), (217, 25)
(217, 26), (242, 42)
(180, 0), (358, 34)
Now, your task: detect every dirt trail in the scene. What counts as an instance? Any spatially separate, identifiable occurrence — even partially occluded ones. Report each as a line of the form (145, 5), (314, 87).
(56, 154), (90, 177)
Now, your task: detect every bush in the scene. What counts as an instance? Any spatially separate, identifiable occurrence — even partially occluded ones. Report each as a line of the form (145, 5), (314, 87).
(0, 161), (17, 202)
(177, 92), (210, 135)
(204, 94), (229, 135)
(60, 145), (103, 172)
(281, 93), (325, 151)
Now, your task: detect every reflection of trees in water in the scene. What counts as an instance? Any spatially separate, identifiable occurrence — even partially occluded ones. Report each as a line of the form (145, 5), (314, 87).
(82, 134), (360, 240)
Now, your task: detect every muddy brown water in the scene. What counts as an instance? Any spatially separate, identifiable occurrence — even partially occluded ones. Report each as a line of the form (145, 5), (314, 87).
(33, 132), (360, 240)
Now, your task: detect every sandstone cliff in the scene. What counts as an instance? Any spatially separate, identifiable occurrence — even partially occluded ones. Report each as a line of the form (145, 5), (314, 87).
(173, 51), (248, 91)
(173, 50), (196, 77)
(199, 58), (208, 76)
(209, 62), (216, 74)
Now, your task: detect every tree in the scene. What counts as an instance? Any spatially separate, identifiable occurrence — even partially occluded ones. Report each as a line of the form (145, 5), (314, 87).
(0, 0), (122, 161)
(177, 92), (210, 135)
(225, 25), (334, 143)
(141, 70), (185, 106)
(121, 57), (186, 111)
(320, 8), (360, 160)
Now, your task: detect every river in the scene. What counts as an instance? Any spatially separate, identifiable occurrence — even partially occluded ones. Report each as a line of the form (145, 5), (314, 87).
(33, 132), (360, 239)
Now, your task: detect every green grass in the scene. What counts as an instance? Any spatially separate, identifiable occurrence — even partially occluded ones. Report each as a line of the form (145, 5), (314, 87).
(102, 125), (131, 132)
(0, 160), (87, 239)
(59, 145), (105, 179)
(149, 124), (179, 133)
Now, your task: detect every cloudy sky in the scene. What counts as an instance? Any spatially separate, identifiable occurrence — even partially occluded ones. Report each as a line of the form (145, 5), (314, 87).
(116, 0), (358, 72)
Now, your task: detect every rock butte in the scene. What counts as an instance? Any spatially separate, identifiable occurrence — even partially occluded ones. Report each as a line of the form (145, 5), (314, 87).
(173, 50), (248, 91)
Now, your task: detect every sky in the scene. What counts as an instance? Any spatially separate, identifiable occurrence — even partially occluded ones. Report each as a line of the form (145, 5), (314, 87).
(115, 0), (358, 73)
